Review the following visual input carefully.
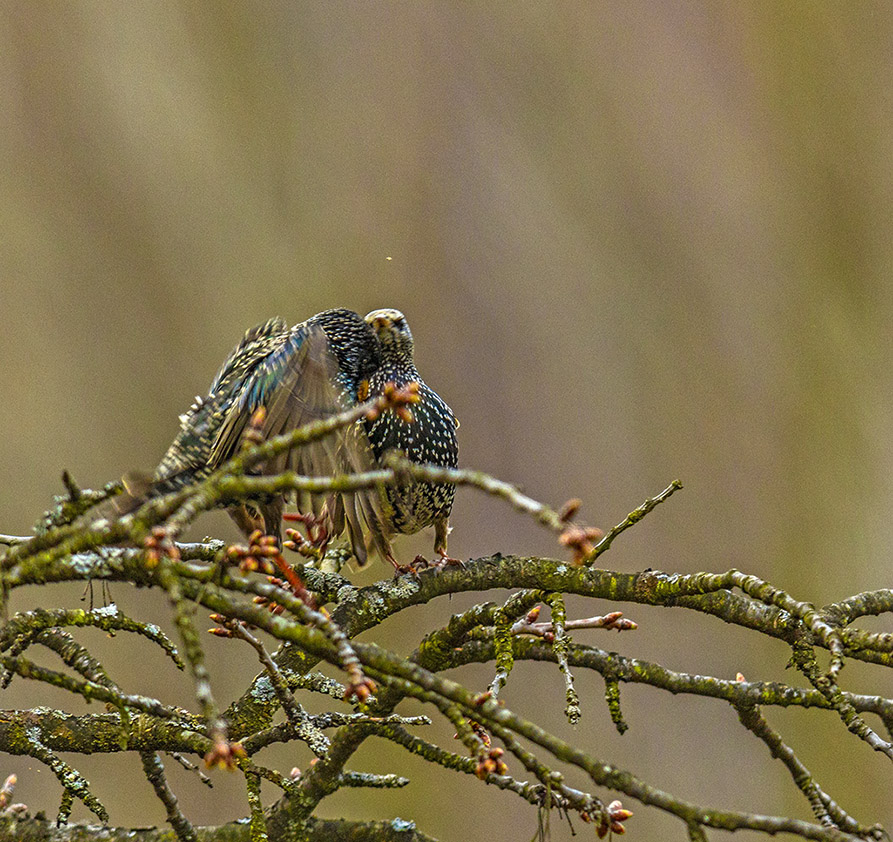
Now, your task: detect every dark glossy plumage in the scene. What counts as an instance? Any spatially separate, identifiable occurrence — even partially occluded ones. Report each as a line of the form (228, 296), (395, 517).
(95, 306), (459, 571)
(104, 308), (382, 562)
(362, 308), (459, 564)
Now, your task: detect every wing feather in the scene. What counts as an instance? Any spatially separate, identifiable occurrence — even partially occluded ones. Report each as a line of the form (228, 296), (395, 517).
(209, 325), (384, 562)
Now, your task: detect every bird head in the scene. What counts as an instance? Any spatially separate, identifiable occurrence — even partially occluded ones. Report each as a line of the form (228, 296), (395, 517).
(365, 308), (414, 359)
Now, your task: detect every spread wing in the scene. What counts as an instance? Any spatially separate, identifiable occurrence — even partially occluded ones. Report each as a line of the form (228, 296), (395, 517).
(153, 318), (290, 488)
(208, 324), (385, 566)
(93, 318), (386, 568)
(85, 318), (292, 524)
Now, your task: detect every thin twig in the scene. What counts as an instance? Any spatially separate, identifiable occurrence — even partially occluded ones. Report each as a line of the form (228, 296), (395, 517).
(156, 560), (228, 760)
(510, 611), (637, 636)
(166, 753), (213, 788)
(544, 593), (580, 725)
(1, 654), (197, 724)
(735, 704), (882, 837)
(244, 771), (269, 842)
(590, 480), (683, 559)
(227, 621), (330, 757)
(339, 771), (410, 788)
(23, 728), (109, 824)
(140, 751), (198, 842)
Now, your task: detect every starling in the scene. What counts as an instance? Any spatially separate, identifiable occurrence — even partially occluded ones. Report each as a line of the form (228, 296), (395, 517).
(100, 308), (382, 562)
(362, 308), (459, 569)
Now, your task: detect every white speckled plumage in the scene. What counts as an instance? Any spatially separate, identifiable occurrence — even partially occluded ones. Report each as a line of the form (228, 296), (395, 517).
(363, 309), (459, 563)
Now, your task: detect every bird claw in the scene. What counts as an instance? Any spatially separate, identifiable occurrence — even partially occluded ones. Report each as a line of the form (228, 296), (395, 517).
(435, 552), (465, 570)
(389, 553), (464, 578)
(388, 555), (439, 579)
(411, 554), (433, 571)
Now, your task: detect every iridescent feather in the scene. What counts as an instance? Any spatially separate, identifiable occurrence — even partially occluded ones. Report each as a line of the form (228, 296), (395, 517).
(98, 308), (382, 564)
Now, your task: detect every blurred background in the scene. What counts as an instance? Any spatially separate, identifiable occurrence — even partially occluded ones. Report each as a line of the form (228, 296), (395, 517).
(2, 2), (893, 839)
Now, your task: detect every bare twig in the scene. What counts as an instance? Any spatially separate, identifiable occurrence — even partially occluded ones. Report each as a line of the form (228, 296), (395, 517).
(510, 610), (637, 636)
(140, 752), (198, 842)
(166, 753), (213, 788)
(590, 479), (683, 559)
(735, 704), (883, 838)
(23, 729), (109, 824)
(544, 593), (580, 725)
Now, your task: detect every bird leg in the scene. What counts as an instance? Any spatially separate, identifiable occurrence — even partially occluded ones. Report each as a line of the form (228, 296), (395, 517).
(261, 498), (285, 547)
(434, 549), (465, 570)
(433, 519), (464, 569)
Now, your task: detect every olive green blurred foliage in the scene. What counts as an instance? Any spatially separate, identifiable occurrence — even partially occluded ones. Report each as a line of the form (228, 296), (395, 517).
(2, 3), (893, 839)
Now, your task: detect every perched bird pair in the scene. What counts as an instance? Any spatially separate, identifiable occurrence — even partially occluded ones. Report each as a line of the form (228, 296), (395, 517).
(104, 308), (458, 572)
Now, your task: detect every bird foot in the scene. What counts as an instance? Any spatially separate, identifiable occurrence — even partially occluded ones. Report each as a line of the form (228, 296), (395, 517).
(387, 554), (431, 579)
(391, 562), (420, 580)
(435, 552), (465, 570)
(388, 553), (463, 579)
(402, 553), (465, 575)
(411, 554), (435, 571)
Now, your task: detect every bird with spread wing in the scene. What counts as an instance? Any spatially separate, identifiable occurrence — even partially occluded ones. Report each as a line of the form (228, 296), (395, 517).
(93, 307), (459, 572)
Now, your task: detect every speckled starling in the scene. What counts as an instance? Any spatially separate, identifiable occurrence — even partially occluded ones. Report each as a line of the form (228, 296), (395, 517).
(102, 308), (382, 562)
(362, 308), (460, 569)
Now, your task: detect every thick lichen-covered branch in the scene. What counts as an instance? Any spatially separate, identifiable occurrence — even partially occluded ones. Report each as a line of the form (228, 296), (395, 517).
(2, 443), (892, 842)
(0, 814), (440, 842)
